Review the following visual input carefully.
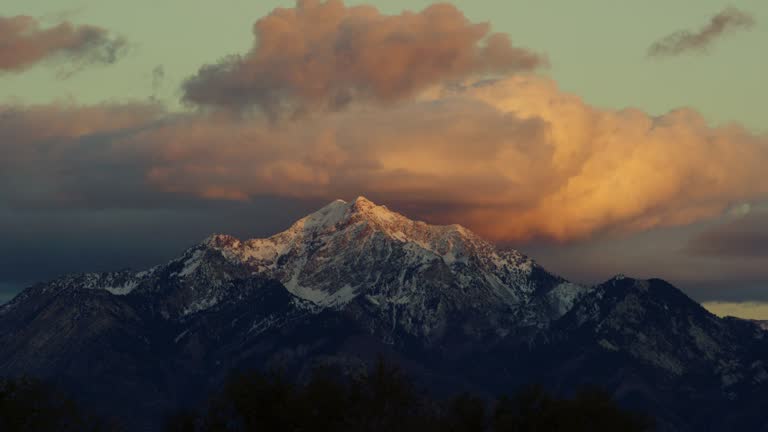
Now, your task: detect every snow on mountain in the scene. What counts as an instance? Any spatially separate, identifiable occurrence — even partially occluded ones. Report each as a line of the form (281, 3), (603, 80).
(203, 197), (543, 306)
(3, 198), (768, 430)
(556, 277), (768, 387)
(1, 197), (588, 341)
(180, 197), (589, 340)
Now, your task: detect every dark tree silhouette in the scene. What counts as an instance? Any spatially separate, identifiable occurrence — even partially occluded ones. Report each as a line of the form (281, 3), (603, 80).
(165, 409), (199, 432)
(166, 360), (654, 432)
(441, 393), (487, 432)
(191, 358), (435, 432)
(0, 376), (120, 432)
(493, 385), (654, 432)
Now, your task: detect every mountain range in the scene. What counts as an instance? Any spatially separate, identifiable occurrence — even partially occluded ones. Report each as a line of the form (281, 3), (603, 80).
(1, 197), (766, 431)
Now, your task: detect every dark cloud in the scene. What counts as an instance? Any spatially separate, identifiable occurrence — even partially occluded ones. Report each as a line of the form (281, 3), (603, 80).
(687, 211), (768, 258)
(151, 65), (165, 100)
(0, 15), (127, 73)
(677, 279), (768, 303)
(648, 7), (755, 57)
(0, 103), (167, 209)
(181, 0), (545, 115)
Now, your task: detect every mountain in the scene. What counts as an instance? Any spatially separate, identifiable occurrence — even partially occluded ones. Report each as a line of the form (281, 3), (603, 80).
(1, 197), (767, 431)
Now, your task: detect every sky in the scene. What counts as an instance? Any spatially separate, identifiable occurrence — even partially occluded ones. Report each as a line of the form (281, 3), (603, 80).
(1, 0), (767, 318)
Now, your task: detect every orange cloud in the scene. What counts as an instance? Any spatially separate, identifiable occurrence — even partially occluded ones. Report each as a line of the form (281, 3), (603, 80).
(158, 78), (768, 242)
(4, 76), (768, 242)
(2, 2), (768, 248)
(0, 15), (126, 73)
(182, 0), (545, 115)
(4, 75), (768, 243)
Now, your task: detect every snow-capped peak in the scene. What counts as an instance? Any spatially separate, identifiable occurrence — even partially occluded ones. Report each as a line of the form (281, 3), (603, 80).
(192, 197), (549, 314)
(31, 198), (583, 327)
(280, 196), (477, 248)
(287, 196), (418, 235)
(229, 197), (501, 270)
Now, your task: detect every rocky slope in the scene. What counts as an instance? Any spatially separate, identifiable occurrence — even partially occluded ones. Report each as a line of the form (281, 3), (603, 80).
(1, 197), (766, 431)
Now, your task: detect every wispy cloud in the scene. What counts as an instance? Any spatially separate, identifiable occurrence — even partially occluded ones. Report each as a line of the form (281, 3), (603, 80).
(648, 7), (755, 58)
(0, 15), (127, 74)
(151, 65), (165, 101)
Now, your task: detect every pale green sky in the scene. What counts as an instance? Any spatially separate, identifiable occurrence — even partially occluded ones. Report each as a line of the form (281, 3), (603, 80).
(2, 0), (766, 131)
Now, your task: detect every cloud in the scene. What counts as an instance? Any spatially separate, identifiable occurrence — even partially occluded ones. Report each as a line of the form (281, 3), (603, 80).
(182, 0), (545, 115)
(0, 15), (127, 73)
(151, 65), (165, 100)
(0, 103), (166, 208)
(3, 75), (768, 243)
(703, 301), (768, 320)
(686, 212), (768, 258)
(167, 77), (768, 243)
(648, 7), (755, 57)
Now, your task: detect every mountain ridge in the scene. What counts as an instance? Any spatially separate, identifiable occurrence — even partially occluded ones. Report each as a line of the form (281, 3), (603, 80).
(1, 197), (767, 431)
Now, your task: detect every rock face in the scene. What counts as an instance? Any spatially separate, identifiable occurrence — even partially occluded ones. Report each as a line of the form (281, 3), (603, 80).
(1, 197), (767, 431)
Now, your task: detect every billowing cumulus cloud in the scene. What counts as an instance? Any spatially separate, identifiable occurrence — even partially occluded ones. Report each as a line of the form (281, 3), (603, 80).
(3, 75), (768, 242)
(182, 0), (545, 115)
(648, 7), (755, 58)
(163, 77), (768, 241)
(0, 15), (126, 73)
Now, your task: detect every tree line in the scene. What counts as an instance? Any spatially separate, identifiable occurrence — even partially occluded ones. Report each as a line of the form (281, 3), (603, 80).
(2, 360), (654, 431)
(168, 359), (653, 432)
(0, 376), (121, 431)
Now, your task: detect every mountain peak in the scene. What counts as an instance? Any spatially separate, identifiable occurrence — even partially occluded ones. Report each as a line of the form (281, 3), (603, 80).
(203, 233), (240, 248)
(322, 196), (375, 208)
(183, 197), (541, 309)
(294, 196), (404, 235)
(347, 196), (400, 222)
(345, 196), (390, 215)
(351, 195), (376, 207)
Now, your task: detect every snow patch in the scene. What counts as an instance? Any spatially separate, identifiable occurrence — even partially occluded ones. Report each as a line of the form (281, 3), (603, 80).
(250, 316), (279, 335)
(284, 281), (359, 308)
(546, 283), (591, 318)
(174, 329), (189, 344)
(297, 199), (349, 231)
(323, 284), (358, 307)
(179, 250), (204, 277)
(182, 296), (220, 316)
(103, 281), (139, 296)
(599, 339), (619, 351)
